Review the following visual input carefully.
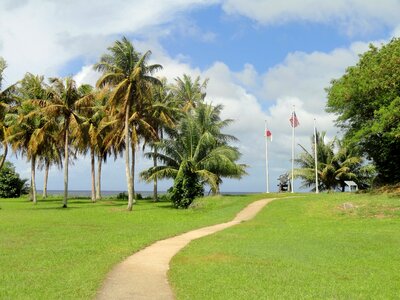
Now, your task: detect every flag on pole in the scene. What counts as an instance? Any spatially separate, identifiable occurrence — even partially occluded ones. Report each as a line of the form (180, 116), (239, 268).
(265, 129), (272, 141)
(290, 112), (300, 128)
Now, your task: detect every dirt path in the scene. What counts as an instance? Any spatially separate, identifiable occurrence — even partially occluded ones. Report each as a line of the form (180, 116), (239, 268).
(96, 198), (276, 300)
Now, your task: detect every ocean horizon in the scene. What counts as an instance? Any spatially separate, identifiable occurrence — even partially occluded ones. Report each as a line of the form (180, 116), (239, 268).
(37, 190), (259, 197)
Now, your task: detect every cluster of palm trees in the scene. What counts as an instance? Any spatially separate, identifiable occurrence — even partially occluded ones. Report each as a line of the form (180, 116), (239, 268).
(0, 37), (246, 210)
(295, 131), (375, 192)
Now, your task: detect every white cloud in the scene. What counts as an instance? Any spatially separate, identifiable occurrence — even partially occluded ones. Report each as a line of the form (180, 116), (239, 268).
(221, 0), (400, 35)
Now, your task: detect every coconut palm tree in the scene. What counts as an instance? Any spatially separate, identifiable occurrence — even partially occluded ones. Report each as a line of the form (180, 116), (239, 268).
(141, 103), (246, 208)
(95, 37), (162, 211)
(7, 73), (51, 203)
(172, 74), (208, 112)
(0, 57), (17, 170)
(147, 78), (180, 201)
(295, 131), (371, 192)
(36, 77), (89, 208)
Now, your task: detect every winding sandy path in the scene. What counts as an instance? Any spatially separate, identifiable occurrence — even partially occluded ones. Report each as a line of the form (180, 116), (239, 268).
(96, 198), (276, 300)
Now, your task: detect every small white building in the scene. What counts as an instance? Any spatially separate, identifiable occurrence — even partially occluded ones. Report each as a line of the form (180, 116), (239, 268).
(344, 181), (358, 192)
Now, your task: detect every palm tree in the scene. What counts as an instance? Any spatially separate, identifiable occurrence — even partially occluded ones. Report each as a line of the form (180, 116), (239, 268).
(37, 77), (88, 208)
(141, 103), (246, 208)
(8, 73), (51, 203)
(172, 74), (208, 112)
(147, 78), (179, 201)
(295, 131), (370, 192)
(0, 57), (17, 170)
(95, 37), (162, 211)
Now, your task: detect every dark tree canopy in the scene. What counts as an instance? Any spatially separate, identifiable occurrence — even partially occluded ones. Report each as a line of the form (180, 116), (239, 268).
(326, 38), (400, 184)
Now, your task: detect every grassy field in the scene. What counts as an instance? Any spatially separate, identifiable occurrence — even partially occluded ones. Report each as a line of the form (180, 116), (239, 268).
(0, 193), (268, 299)
(169, 193), (400, 299)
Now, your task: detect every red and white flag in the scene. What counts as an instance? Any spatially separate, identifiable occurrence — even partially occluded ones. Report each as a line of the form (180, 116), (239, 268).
(265, 129), (272, 141)
(290, 112), (299, 128)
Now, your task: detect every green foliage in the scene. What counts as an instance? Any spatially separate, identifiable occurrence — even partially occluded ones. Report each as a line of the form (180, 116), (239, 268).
(326, 38), (400, 184)
(170, 193), (400, 299)
(295, 131), (375, 191)
(0, 161), (27, 198)
(170, 162), (204, 208)
(141, 103), (247, 207)
(0, 194), (263, 299)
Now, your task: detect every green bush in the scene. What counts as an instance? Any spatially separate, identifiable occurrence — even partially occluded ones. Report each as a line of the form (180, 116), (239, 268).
(0, 161), (28, 198)
(170, 168), (203, 208)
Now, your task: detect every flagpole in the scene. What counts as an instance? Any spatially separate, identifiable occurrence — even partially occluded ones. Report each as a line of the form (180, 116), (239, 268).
(291, 106), (295, 193)
(265, 120), (269, 193)
(314, 118), (319, 194)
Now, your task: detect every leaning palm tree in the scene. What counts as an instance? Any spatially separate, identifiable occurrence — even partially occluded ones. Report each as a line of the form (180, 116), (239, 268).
(95, 37), (162, 211)
(141, 103), (246, 208)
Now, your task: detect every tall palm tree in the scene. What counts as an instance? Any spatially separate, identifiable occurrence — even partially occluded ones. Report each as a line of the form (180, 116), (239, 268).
(172, 74), (208, 112)
(37, 77), (88, 208)
(0, 57), (17, 170)
(141, 103), (246, 208)
(147, 78), (179, 201)
(8, 73), (51, 203)
(95, 37), (162, 211)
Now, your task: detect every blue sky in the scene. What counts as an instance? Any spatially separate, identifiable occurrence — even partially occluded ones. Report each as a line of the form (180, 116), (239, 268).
(1, 0), (400, 193)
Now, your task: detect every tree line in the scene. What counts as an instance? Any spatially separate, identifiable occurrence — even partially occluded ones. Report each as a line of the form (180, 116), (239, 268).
(0, 37), (246, 210)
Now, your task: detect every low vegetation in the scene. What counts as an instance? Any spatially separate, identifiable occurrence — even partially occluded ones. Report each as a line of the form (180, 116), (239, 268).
(0, 194), (265, 299)
(169, 193), (400, 299)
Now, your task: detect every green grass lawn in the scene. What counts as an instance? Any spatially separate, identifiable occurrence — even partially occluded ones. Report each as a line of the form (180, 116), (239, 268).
(169, 193), (400, 299)
(0, 193), (268, 299)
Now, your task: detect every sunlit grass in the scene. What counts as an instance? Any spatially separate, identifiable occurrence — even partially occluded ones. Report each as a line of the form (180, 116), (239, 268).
(169, 193), (400, 299)
(0, 193), (268, 299)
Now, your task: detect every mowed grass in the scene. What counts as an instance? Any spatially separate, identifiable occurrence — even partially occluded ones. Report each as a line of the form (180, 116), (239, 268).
(0, 193), (269, 299)
(169, 193), (400, 299)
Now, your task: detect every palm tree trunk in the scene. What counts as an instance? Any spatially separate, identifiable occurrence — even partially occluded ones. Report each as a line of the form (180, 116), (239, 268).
(96, 153), (102, 200)
(31, 156), (37, 204)
(153, 146), (158, 202)
(0, 142), (8, 170)
(90, 146), (96, 202)
(131, 140), (136, 201)
(125, 107), (134, 211)
(63, 121), (69, 208)
(43, 159), (50, 199)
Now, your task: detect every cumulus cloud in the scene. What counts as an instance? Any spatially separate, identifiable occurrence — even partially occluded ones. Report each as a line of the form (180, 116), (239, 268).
(221, 0), (400, 35)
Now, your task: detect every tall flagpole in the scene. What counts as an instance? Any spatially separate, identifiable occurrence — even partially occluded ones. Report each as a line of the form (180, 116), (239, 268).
(291, 106), (295, 193)
(314, 118), (319, 193)
(265, 120), (269, 193)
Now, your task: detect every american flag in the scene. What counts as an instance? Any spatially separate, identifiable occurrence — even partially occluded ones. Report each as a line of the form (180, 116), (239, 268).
(290, 112), (299, 128)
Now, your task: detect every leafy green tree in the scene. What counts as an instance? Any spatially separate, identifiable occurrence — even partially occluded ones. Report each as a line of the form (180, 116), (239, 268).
(95, 37), (162, 211)
(326, 38), (400, 184)
(141, 103), (246, 208)
(0, 161), (28, 198)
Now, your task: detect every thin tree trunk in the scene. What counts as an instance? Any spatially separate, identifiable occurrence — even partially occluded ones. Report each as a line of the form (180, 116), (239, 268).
(131, 140), (136, 201)
(63, 122), (69, 208)
(90, 146), (96, 202)
(125, 107), (134, 211)
(0, 142), (8, 170)
(153, 146), (158, 202)
(31, 156), (37, 204)
(96, 153), (102, 200)
(43, 159), (50, 199)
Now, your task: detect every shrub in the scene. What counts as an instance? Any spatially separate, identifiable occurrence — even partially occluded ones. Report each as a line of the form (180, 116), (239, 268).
(0, 161), (28, 198)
